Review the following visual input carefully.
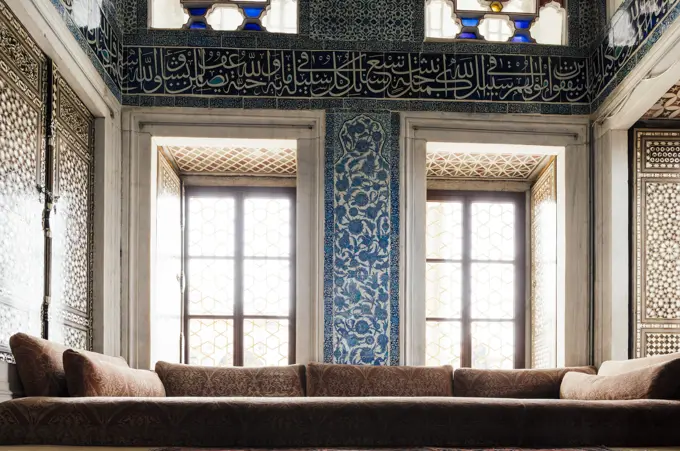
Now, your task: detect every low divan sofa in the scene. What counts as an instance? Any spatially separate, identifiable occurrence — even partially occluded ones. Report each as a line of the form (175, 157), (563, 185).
(1, 333), (680, 449)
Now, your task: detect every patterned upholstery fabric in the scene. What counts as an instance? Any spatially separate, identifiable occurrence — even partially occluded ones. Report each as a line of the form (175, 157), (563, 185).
(63, 349), (165, 397)
(1, 397), (680, 447)
(9, 333), (128, 397)
(452, 367), (597, 399)
(560, 359), (680, 400)
(599, 352), (680, 376)
(155, 361), (306, 397)
(305, 363), (453, 397)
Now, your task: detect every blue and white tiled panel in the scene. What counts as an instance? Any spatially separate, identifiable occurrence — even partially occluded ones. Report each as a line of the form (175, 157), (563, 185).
(51, 0), (124, 96)
(323, 112), (400, 366)
(123, 47), (590, 105)
(589, 0), (680, 109)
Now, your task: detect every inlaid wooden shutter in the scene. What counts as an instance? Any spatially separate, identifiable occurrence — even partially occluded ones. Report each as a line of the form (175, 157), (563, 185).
(633, 129), (680, 357)
(0, 0), (47, 361)
(49, 69), (95, 350)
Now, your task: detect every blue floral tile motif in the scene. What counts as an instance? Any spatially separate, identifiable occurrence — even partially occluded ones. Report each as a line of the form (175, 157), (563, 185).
(324, 112), (399, 366)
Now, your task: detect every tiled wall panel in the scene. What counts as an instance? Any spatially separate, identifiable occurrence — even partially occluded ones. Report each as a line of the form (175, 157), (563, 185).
(324, 112), (400, 365)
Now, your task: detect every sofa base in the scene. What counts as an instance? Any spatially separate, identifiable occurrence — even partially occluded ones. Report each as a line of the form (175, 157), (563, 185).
(2, 397), (680, 448)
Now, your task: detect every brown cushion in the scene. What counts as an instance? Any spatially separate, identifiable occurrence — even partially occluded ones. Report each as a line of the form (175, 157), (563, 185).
(452, 366), (596, 399)
(63, 349), (165, 397)
(306, 362), (453, 397)
(560, 359), (680, 400)
(9, 333), (128, 397)
(155, 361), (306, 397)
(599, 352), (680, 376)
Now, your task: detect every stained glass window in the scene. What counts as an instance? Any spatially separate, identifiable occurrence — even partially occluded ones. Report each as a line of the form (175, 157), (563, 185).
(152, 0), (298, 33)
(425, 0), (566, 45)
(425, 191), (526, 369)
(185, 187), (295, 367)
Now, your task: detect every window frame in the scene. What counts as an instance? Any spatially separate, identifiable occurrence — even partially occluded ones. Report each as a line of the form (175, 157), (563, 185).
(183, 185), (297, 366)
(425, 189), (527, 369)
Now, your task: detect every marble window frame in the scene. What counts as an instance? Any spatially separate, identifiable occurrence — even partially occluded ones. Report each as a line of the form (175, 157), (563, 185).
(401, 112), (591, 367)
(121, 108), (325, 369)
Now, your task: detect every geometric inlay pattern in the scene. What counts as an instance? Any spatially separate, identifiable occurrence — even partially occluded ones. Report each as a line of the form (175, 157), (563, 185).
(426, 152), (546, 180)
(644, 331), (680, 357)
(0, 0), (46, 357)
(644, 140), (680, 171)
(165, 145), (296, 176)
(634, 130), (680, 358)
(643, 182), (680, 320)
(530, 160), (557, 369)
(643, 83), (680, 120)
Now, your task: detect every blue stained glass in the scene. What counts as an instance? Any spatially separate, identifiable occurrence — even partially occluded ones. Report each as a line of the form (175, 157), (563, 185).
(461, 18), (479, 27)
(243, 6), (265, 18)
(511, 35), (531, 43)
(514, 20), (532, 29)
(188, 7), (208, 16)
(459, 32), (477, 39)
(189, 21), (207, 29)
(243, 22), (263, 31)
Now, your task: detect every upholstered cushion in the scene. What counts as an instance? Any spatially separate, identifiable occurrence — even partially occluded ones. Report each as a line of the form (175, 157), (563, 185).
(9, 333), (128, 397)
(155, 361), (306, 397)
(63, 349), (165, 397)
(560, 359), (680, 400)
(452, 366), (596, 399)
(599, 352), (680, 376)
(306, 363), (453, 397)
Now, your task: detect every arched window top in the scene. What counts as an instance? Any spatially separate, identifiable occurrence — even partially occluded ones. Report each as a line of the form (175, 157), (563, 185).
(426, 0), (567, 45)
(151, 0), (298, 33)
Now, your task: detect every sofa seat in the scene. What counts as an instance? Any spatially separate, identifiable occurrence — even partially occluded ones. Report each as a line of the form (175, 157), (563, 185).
(1, 397), (680, 448)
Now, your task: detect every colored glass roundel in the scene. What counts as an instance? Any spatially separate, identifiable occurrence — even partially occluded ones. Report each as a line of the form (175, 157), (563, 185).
(425, 0), (566, 45)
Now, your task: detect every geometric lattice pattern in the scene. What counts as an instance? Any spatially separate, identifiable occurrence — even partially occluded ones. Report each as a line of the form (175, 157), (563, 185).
(426, 151), (546, 180)
(186, 189), (294, 367)
(634, 130), (680, 358)
(425, 193), (521, 369)
(530, 160), (557, 369)
(643, 83), (680, 120)
(166, 145), (297, 176)
(244, 319), (289, 367)
(643, 331), (680, 357)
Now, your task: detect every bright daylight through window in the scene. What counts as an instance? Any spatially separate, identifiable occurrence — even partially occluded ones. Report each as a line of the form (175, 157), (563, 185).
(152, 0), (298, 32)
(426, 0), (566, 44)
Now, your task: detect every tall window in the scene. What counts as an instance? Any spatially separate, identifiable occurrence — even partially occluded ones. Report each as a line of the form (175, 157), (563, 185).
(425, 191), (526, 369)
(185, 187), (295, 366)
(151, 0), (298, 32)
(425, 0), (566, 45)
